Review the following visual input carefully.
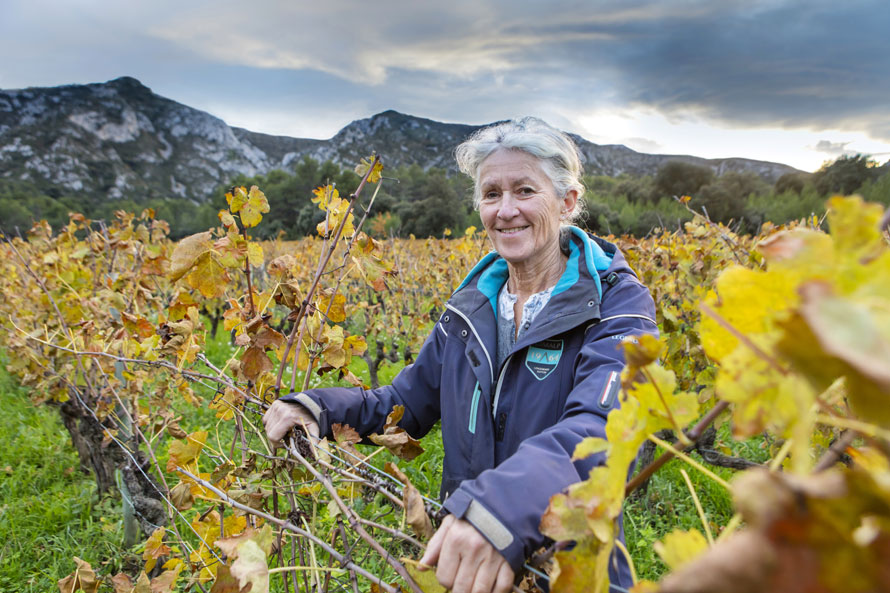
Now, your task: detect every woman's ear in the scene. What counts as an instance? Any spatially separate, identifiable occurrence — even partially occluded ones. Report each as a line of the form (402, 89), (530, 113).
(561, 189), (579, 219)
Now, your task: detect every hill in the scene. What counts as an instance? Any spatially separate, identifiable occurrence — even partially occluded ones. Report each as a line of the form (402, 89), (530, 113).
(0, 77), (801, 203)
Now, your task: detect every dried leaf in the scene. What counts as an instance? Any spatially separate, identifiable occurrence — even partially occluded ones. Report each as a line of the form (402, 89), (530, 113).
(58, 557), (99, 593)
(169, 231), (212, 281)
(385, 462), (433, 539)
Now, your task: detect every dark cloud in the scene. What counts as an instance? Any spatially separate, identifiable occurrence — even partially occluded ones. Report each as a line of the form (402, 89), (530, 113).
(1, 0), (888, 145)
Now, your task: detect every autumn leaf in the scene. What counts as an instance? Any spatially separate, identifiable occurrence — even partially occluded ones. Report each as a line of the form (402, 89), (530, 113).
(218, 209), (236, 229)
(654, 529), (709, 571)
(236, 186), (270, 228)
(168, 231), (212, 281)
(355, 154), (384, 184)
(332, 423), (366, 461)
(216, 525), (275, 593)
(209, 565), (251, 593)
(186, 252), (230, 298)
(166, 431), (208, 471)
(170, 481), (194, 511)
(319, 292), (347, 323)
(247, 242), (264, 267)
(241, 345), (273, 382)
(368, 406), (424, 461)
(402, 558), (446, 593)
(143, 527), (171, 573)
(385, 462), (433, 539)
(58, 557), (99, 593)
(149, 563), (182, 593)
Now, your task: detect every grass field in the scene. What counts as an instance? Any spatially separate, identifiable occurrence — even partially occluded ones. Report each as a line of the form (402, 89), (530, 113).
(0, 354), (136, 592)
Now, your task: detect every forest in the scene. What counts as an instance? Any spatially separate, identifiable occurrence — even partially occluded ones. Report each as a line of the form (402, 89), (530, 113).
(2, 153), (888, 240)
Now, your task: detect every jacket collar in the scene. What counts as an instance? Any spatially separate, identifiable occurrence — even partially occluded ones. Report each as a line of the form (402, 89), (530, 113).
(449, 227), (617, 341)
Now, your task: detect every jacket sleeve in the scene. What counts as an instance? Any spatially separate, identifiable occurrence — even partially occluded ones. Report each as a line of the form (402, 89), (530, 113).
(282, 315), (448, 440)
(441, 277), (658, 572)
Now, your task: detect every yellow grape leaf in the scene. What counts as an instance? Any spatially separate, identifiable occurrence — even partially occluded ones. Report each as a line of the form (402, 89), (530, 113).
(227, 186), (248, 212)
(344, 334), (367, 357)
(143, 527), (170, 573)
(319, 292), (347, 323)
(210, 387), (244, 421)
(827, 195), (885, 263)
(402, 559), (446, 593)
(218, 209), (236, 229)
(654, 528), (709, 571)
(550, 539), (612, 593)
(355, 154), (384, 183)
(699, 266), (797, 362)
(230, 540), (269, 593)
(247, 242), (264, 267)
(169, 231), (213, 281)
(58, 557), (99, 593)
(209, 565), (250, 593)
(170, 481), (194, 511)
(239, 186), (270, 228)
(757, 228), (834, 276)
(779, 281), (890, 428)
(186, 252), (229, 298)
(311, 184), (339, 211)
(572, 436), (609, 461)
(627, 364), (700, 438)
(166, 431), (208, 471)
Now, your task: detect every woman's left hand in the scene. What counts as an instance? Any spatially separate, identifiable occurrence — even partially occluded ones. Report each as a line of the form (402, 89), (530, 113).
(419, 514), (515, 593)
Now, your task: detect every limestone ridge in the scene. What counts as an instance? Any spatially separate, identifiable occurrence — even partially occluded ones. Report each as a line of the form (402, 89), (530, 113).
(0, 77), (800, 202)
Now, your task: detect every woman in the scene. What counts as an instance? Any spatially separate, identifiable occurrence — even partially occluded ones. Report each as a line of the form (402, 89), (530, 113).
(264, 117), (658, 593)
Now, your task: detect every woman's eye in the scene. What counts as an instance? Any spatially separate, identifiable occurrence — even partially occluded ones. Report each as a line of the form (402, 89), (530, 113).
(518, 187), (535, 196)
(483, 191), (499, 201)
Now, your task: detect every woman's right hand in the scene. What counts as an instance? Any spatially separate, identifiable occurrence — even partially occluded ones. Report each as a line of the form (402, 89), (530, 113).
(262, 399), (320, 448)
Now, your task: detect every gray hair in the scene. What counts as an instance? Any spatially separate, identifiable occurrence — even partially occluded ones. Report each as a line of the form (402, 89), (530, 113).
(455, 116), (586, 223)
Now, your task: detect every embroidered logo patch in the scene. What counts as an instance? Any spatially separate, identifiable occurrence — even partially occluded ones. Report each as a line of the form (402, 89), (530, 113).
(525, 339), (563, 381)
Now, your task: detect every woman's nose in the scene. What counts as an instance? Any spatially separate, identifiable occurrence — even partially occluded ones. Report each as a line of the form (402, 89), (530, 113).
(497, 192), (520, 219)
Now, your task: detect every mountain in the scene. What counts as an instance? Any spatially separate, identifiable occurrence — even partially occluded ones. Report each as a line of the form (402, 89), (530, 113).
(0, 77), (801, 202)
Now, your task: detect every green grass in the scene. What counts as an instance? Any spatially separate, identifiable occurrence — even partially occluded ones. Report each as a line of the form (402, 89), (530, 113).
(0, 357), (135, 592)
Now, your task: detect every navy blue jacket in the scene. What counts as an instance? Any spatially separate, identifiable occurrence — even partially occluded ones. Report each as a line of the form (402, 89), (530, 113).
(283, 227), (658, 585)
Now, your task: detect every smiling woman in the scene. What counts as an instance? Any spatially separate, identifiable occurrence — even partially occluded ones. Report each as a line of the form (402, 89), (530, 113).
(265, 117), (658, 593)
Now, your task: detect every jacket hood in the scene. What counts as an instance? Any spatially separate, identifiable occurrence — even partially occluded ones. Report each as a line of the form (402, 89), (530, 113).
(452, 226), (629, 312)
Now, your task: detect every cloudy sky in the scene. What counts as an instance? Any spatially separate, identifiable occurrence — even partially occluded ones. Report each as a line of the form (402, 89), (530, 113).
(2, 0), (889, 171)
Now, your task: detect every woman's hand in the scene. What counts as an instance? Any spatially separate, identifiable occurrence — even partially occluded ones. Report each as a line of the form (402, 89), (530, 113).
(262, 399), (319, 448)
(419, 514), (515, 593)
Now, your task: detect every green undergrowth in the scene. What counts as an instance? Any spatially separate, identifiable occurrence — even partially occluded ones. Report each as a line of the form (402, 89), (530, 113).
(0, 354), (134, 592)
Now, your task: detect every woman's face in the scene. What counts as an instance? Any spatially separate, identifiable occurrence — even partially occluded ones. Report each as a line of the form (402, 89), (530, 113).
(478, 149), (577, 271)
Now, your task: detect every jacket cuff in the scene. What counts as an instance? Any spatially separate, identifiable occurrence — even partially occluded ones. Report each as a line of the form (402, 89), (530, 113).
(442, 490), (525, 572)
(277, 392), (329, 435)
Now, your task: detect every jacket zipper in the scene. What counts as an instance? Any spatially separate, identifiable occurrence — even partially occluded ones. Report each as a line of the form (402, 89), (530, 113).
(468, 382), (481, 434)
(491, 353), (513, 418)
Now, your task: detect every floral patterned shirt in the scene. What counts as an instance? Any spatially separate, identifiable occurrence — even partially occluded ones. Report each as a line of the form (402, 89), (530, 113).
(497, 282), (555, 370)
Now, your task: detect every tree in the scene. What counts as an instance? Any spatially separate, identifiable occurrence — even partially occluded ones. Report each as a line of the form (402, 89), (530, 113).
(654, 161), (714, 199)
(696, 171), (768, 224)
(774, 172), (810, 196)
(813, 154), (880, 196)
